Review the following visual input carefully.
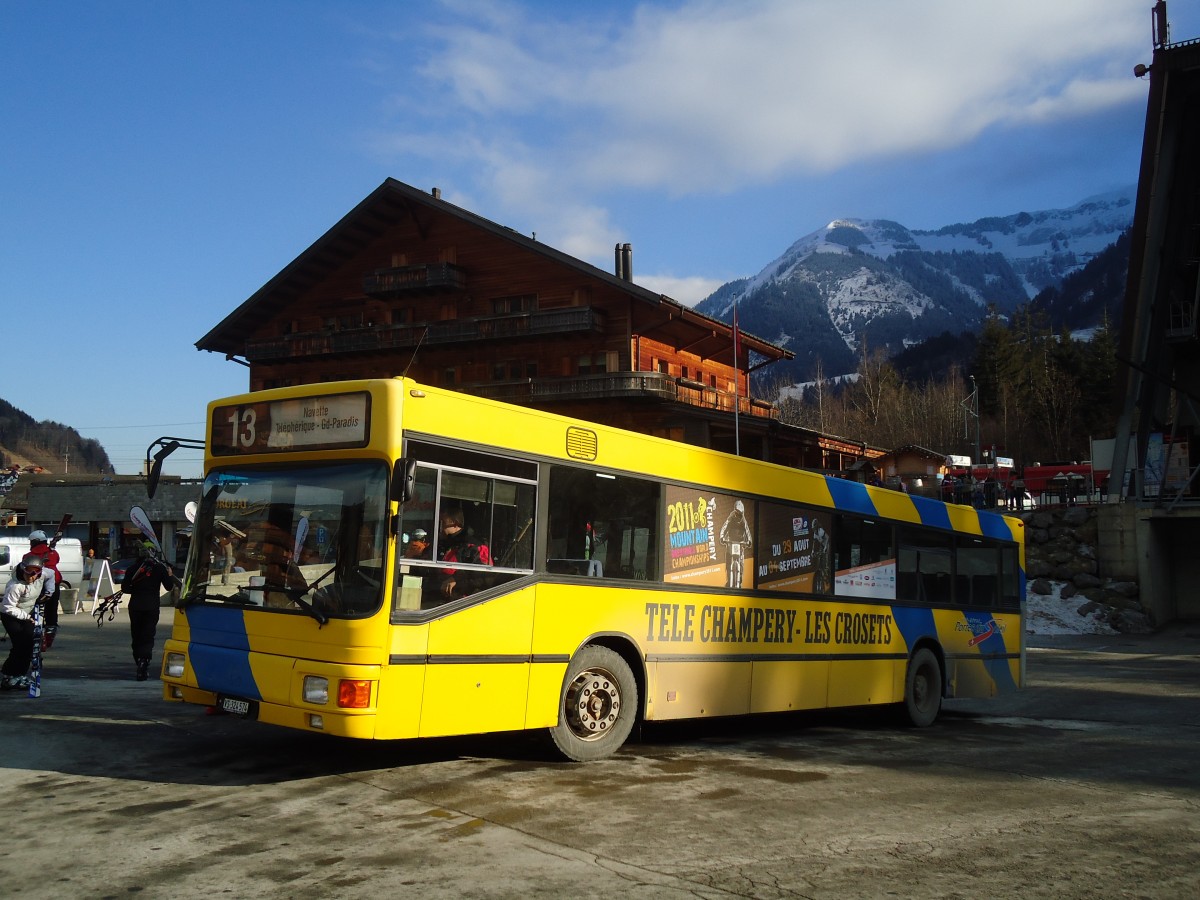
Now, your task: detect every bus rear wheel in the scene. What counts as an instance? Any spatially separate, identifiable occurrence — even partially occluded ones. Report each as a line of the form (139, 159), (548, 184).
(902, 647), (943, 727)
(549, 646), (637, 762)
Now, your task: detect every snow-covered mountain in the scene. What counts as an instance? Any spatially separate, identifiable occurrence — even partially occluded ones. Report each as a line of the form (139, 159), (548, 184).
(695, 188), (1135, 382)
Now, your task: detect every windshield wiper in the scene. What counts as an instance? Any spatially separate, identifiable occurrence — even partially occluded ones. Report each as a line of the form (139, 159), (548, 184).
(275, 584), (328, 626)
(180, 579), (326, 624)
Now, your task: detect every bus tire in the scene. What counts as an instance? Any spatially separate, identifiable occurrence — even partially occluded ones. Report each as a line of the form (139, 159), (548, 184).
(902, 647), (943, 727)
(549, 645), (638, 762)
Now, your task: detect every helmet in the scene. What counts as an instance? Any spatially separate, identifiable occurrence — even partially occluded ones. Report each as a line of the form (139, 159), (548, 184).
(412, 529), (428, 541)
(17, 553), (44, 580)
(29, 529), (48, 543)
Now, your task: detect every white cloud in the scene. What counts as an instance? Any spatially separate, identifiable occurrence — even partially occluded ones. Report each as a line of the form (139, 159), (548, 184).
(380, 0), (1152, 283)
(416, 0), (1147, 191)
(634, 273), (727, 306)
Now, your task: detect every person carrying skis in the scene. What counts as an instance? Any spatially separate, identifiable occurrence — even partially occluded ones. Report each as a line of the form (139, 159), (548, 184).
(1, 554), (54, 690)
(121, 542), (177, 681)
(27, 529), (63, 649)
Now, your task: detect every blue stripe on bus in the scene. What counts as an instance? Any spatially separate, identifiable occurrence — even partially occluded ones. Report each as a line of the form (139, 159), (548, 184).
(184, 605), (261, 700)
(910, 494), (952, 530)
(977, 511), (1014, 541)
(825, 477), (877, 517)
(891, 605), (938, 649)
(961, 609), (1019, 692)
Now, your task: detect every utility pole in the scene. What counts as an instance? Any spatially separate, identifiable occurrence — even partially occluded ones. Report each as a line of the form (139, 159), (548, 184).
(968, 375), (981, 468)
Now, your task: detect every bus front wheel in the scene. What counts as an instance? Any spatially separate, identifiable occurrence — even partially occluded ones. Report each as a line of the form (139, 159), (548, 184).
(549, 646), (638, 762)
(902, 647), (943, 727)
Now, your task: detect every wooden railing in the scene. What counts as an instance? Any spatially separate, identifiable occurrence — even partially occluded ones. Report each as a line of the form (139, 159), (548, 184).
(244, 307), (602, 362)
(470, 372), (777, 419)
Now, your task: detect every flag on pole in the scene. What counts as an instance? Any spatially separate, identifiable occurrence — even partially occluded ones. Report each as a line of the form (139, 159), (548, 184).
(732, 304), (741, 456)
(732, 304), (741, 364)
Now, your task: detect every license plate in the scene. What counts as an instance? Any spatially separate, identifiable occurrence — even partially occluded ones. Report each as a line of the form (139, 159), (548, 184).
(219, 696), (255, 717)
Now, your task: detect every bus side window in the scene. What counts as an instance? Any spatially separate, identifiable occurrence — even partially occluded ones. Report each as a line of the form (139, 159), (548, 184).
(547, 465), (659, 580)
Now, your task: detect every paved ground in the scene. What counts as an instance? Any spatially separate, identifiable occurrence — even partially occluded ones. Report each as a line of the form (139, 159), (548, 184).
(1, 609), (1198, 899)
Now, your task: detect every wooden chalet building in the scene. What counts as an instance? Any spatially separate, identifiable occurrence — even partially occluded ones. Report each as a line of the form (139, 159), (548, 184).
(197, 178), (873, 470)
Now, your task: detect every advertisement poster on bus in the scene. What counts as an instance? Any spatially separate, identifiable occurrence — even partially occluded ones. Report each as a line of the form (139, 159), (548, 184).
(755, 502), (832, 594)
(663, 487), (755, 588)
(835, 559), (897, 599)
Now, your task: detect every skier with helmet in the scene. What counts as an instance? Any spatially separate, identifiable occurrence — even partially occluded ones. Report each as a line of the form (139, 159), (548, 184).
(27, 529), (63, 649)
(1, 554), (54, 690)
(121, 541), (177, 681)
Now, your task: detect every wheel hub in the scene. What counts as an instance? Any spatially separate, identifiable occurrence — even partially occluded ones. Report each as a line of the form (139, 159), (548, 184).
(566, 668), (621, 740)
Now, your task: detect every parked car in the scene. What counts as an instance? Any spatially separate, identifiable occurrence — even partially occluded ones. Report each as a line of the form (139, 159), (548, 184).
(109, 558), (136, 583)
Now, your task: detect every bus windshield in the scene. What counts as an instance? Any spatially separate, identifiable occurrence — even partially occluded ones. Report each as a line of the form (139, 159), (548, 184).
(181, 461), (390, 618)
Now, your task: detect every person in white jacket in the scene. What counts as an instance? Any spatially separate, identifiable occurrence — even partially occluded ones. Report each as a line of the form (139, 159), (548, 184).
(1, 553), (54, 690)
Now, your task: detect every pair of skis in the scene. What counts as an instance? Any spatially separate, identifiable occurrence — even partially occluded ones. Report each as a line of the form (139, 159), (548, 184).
(28, 513), (71, 699)
(93, 591), (123, 626)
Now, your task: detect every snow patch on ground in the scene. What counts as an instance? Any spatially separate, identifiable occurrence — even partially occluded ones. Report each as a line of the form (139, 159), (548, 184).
(1025, 581), (1117, 635)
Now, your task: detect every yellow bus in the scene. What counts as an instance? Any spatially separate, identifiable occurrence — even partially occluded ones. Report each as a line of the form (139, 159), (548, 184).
(160, 377), (1024, 760)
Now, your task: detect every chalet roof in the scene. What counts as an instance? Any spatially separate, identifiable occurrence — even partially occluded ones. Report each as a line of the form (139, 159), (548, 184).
(196, 178), (792, 365)
(882, 444), (948, 462)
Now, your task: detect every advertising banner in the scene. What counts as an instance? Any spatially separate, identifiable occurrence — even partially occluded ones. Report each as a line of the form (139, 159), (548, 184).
(663, 487), (755, 588)
(755, 502), (832, 594)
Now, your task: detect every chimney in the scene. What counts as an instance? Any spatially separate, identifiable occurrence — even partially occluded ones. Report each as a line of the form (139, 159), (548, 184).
(614, 243), (633, 281)
(432, 187), (441, 199)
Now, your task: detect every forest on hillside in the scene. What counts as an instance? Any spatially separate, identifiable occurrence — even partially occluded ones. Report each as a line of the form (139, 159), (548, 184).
(0, 398), (114, 474)
(770, 307), (1120, 466)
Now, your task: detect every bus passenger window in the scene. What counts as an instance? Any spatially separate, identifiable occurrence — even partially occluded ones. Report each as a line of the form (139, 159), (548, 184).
(395, 458), (536, 612)
(833, 516), (895, 599)
(897, 527), (952, 606)
(956, 538), (1000, 608)
(547, 466), (659, 580)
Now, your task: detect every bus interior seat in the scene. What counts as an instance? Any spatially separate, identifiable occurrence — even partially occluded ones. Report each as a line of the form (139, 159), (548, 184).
(546, 558), (603, 577)
(972, 574), (997, 606)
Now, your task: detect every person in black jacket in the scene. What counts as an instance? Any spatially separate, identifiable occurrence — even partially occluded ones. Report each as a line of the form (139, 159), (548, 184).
(121, 544), (176, 681)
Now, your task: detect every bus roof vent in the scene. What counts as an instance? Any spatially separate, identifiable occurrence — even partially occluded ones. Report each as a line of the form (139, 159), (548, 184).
(565, 426), (598, 461)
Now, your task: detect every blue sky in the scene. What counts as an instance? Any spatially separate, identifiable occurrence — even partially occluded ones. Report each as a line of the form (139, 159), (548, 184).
(3, 0), (1195, 479)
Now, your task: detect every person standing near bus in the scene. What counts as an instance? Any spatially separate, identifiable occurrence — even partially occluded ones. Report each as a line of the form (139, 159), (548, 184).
(437, 508), (490, 599)
(121, 543), (177, 681)
(1, 554), (54, 690)
(27, 530), (62, 650)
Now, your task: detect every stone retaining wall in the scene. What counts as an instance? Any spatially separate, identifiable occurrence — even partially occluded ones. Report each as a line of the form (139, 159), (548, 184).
(1020, 505), (1154, 633)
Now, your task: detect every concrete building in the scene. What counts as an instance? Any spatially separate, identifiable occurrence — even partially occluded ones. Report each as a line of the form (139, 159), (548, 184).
(1107, 3), (1200, 622)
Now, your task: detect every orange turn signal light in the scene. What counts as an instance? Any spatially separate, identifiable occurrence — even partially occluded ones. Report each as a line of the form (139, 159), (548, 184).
(337, 679), (372, 709)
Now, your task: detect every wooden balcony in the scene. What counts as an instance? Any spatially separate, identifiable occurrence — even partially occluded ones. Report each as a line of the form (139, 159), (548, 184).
(243, 307), (603, 362)
(470, 372), (778, 419)
(362, 263), (467, 296)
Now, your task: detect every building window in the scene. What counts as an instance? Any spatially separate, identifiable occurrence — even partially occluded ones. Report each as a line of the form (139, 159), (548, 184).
(492, 294), (536, 315)
(577, 354), (609, 376)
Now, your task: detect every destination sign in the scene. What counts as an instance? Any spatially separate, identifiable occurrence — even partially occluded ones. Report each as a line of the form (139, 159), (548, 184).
(210, 391), (371, 455)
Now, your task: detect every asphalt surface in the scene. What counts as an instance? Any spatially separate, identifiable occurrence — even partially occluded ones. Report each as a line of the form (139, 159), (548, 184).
(1, 608), (1198, 899)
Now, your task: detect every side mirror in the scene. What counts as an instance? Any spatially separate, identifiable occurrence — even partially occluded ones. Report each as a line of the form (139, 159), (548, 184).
(147, 441), (180, 499)
(145, 437), (203, 499)
(391, 458), (418, 503)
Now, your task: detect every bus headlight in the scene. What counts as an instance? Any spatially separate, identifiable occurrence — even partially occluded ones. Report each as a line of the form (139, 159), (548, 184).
(303, 676), (329, 705)
(164, 652), (185, 679)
